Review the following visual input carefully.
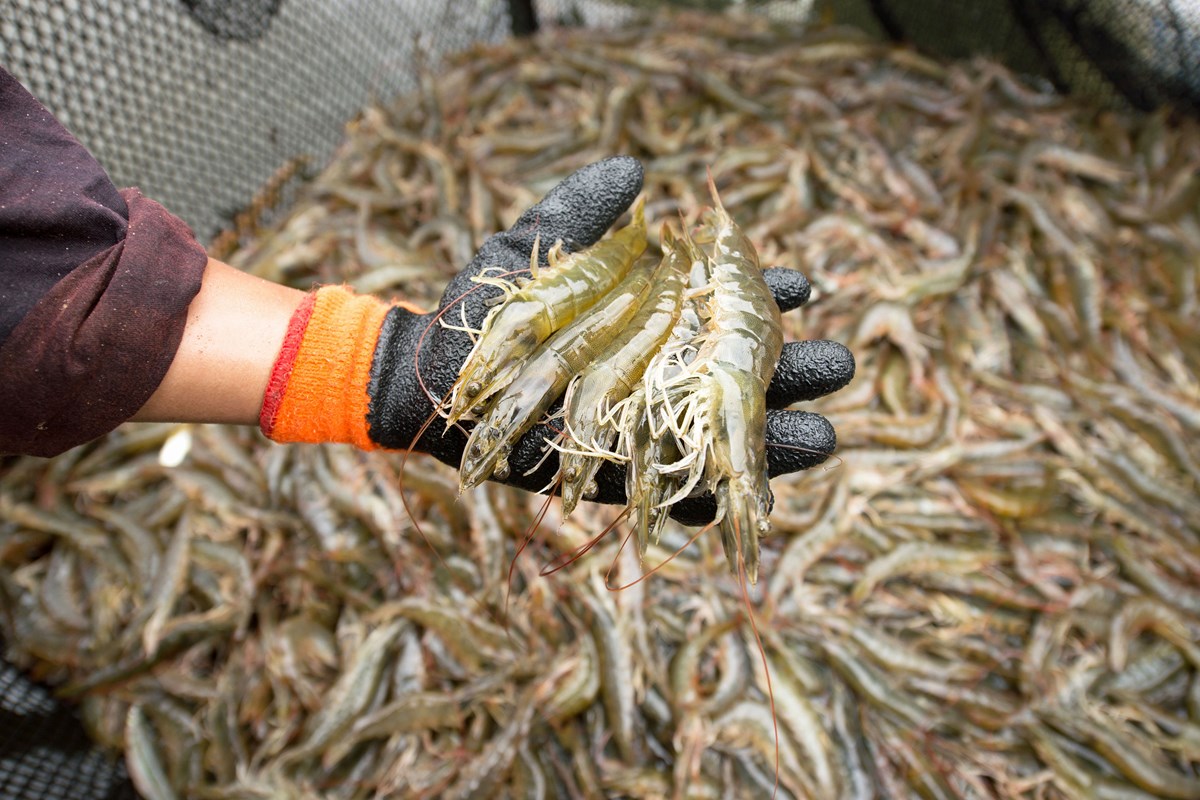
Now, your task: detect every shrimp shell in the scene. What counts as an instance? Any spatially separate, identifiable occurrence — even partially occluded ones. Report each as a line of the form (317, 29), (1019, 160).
(628, 178), (783, 582)
(458, 257), (657, 490)
(447, 198), (647, 424)
(620, 289), (705, 555)
(558, 227), (690, 517)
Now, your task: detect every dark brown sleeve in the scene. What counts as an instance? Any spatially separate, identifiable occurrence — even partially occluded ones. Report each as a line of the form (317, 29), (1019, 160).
(0, 68), (208, 457)
(1, 67), (131, 342)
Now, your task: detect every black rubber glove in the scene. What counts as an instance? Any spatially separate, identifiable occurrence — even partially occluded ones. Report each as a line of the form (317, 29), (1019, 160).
(366, 156), (855, 524)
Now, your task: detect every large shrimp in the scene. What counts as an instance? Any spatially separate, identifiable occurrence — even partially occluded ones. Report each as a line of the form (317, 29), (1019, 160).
(446, 198), (647, 424)
(601, 231), (709, 555)
(458, 257), (657, 491)
(557, 227), (691, 518)
(632, 179), (783, 584)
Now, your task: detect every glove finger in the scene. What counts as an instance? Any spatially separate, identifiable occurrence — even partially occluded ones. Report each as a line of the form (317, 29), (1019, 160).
(502, 155), (645, 257)
(766, 340), (856, 408)
(763, 408), (837, 475)
(763, 267), (811, 313)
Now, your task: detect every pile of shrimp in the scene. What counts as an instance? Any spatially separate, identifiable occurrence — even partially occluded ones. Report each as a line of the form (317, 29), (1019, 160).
(444, 179), (782, 583)
(7, 10), (1200, 800)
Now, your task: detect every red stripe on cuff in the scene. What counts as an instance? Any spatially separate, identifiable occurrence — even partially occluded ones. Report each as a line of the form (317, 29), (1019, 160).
(259, 291), (317, 437)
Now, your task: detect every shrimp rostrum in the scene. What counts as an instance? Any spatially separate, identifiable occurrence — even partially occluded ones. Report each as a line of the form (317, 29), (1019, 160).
(621, 179), (783, 583)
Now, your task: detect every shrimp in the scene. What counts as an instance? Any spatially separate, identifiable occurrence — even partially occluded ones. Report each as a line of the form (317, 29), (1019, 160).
(622, 385), (682, 556)
(458, 257), (657, 491)
(557, 226), (691, 518)
(618, 270), (705, 556)
(446, 198), (647, 424)
(632, 177), (783, 583)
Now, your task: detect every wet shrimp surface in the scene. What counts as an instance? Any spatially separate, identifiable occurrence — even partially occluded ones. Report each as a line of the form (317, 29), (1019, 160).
(2, 11), (1199, 799)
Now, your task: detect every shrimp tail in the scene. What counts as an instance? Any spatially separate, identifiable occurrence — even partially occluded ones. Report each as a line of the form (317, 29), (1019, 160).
(716, 476), (768, 585)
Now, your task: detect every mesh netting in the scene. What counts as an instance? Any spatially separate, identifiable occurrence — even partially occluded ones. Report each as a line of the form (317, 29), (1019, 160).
(1, 0), (513, 243)
(830, 0), (1200, 113)
(2, 0), (1198, 243)
(0, 656), (136, 800)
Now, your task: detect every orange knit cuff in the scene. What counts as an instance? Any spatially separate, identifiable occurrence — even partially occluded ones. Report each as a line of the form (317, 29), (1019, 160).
(259, 286), (420, 448)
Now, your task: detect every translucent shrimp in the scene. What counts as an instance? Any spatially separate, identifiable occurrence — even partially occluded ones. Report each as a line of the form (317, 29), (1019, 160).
(557, 227), (691, 518)
(458, 257), (657, 490)
(617, 273), (705, 555)
(633, 178), (783, 583)
(446, 198), (647, 424)
(622, 385), (680, 556)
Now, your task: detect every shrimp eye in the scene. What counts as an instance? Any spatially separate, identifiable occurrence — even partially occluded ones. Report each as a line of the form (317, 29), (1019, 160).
(494, 460), (510, 481)
(583, 480), (598, 499)
(564, 465), (579, 482)
(469, 443), (481, 458)
(465, 381), (482, 397)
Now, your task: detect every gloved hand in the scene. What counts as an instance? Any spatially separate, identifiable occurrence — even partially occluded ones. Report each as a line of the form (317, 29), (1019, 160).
(261, 156), (855, 524)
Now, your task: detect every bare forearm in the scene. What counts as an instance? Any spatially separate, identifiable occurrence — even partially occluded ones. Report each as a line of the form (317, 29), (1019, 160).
(132, 258), (306, 424)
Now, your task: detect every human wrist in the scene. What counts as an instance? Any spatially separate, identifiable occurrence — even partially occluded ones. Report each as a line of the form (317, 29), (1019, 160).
(132, 258), (305, 426)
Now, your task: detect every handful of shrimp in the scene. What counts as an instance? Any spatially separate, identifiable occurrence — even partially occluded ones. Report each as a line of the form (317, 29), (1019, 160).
(446, 199), (647, 427)
(619, 179), (783, 583)
(444, 181), (781, 583)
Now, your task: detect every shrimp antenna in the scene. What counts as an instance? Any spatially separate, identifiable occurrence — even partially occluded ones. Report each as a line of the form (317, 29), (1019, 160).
(736, 543), (780, 800)
(605, 518), (716, 592)
(763, 441), (844, 470)
(413, 268), (532, 410)
(395, 408), (513, 636)
(503, 481), (558, 631)
(395, 273), (535, 639)
(540, 506), (629, 577)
